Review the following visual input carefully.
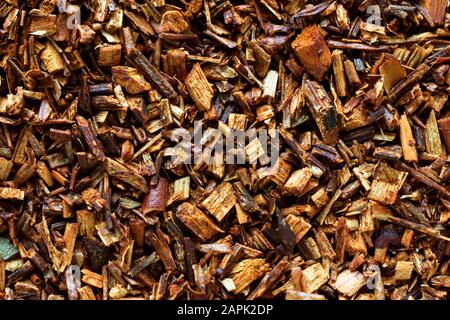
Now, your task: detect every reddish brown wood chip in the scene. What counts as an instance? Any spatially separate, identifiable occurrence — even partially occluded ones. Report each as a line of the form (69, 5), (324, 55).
(291, 25), (331, 81)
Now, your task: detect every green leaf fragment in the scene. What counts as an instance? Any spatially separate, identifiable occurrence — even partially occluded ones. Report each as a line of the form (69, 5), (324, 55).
(0, 236), (18, 260)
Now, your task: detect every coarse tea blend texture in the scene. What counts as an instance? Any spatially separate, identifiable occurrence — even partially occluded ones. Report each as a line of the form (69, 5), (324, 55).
(0, 0), (449, 300)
